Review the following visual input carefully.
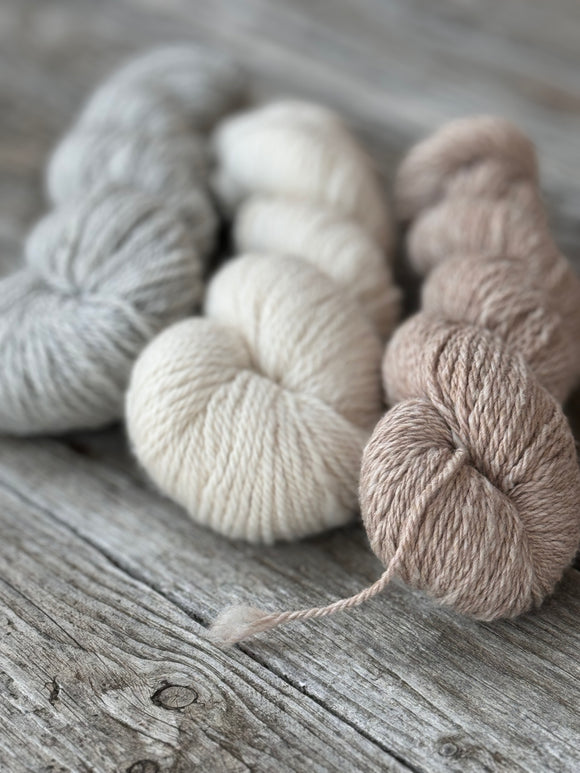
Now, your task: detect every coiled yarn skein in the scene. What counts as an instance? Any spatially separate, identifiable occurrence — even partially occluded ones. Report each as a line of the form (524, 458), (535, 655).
(210, 116), (580, 644)
(126, 100), (400, 544)
(0, 46), (245, 434)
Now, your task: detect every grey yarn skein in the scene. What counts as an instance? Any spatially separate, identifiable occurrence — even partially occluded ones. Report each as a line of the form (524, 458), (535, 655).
(0, 46), (245, 435)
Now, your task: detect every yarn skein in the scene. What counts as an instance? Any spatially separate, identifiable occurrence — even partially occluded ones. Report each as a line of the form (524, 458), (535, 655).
(0, 46), (245, 434)
(214, 101), (400, 338)
(126, 100), (400, 544)
(210, 116), (580, 645)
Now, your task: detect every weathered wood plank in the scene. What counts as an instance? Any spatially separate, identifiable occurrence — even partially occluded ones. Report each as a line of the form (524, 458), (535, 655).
(0, 437), (578, 772)
(2, 0), (580, 770)
(0, 477), (402, 773)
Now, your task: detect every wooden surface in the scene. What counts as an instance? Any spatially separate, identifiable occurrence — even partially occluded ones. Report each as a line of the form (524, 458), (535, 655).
(1, 1), (580, 771)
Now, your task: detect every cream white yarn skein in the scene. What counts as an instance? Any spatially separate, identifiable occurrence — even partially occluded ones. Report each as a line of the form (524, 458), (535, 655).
(214, 101), (399, 337)
(0, 46), (245, 435)
(126, 100), (400, 543)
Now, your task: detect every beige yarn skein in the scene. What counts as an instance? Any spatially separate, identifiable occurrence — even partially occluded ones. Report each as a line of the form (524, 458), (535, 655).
(126, 100), (400, 544)
(210, 117), (580, 645)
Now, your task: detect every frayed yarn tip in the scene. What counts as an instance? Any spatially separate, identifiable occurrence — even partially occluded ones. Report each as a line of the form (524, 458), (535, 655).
(208, 604), (275, 645)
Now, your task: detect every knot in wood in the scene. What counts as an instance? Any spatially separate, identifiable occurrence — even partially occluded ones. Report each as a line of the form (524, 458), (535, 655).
(151, 682), (198, 710)
(126, 761), (160, 773)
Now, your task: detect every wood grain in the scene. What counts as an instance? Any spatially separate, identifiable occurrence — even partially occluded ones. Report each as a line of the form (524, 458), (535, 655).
(0, 438), (579, 772)
(0, 472), (402, 772)
(1, 0), (580, 770)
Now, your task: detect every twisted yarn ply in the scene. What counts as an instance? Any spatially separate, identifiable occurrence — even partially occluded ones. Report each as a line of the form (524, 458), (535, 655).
(0, 46), (245, 434)
(211, 116), (580, 644)
(126, 100), (400, 543)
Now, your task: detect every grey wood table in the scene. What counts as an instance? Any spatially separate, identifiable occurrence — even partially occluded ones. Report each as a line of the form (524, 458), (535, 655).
(1, 1), (580, 771)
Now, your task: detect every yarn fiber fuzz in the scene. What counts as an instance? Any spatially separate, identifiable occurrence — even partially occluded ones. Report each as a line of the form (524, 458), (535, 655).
(210, 117), (580, 644)
(126, 100), (400, 544)
(0, 46), (245, 435)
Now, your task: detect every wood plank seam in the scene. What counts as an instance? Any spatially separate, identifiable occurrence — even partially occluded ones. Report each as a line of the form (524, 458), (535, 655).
(237, 642), (422, 773)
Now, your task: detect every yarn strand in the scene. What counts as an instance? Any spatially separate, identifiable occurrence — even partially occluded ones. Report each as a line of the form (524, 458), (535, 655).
(210, 446), (469, 644)
(209, 567), (397, 645)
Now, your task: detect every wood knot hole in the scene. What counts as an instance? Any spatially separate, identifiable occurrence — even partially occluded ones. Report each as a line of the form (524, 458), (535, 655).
(151, 682), (198, 710)
(126, 761), (160, 773)
(438, 740), (460, 758)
